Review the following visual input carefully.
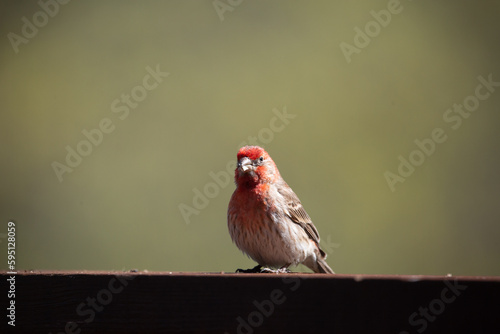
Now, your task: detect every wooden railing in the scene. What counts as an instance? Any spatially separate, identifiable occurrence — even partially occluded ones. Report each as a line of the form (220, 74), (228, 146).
(1, 271), (499, 333)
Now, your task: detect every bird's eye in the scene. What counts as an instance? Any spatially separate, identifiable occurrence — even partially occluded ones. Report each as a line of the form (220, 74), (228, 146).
(259, 156), (264, 162)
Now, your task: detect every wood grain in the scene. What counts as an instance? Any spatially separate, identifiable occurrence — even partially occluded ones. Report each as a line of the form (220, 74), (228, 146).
(1, 271), (499, 333)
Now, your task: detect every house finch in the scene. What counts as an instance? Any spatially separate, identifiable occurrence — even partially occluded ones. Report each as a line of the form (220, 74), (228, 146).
(227, 146), (334, 274)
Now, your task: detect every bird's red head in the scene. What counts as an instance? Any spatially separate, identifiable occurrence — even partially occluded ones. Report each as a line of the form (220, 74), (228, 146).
(234, 146), (280, 187)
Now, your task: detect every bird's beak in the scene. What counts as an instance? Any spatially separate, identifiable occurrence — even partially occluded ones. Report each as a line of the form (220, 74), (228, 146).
(237, 157), (253, 173)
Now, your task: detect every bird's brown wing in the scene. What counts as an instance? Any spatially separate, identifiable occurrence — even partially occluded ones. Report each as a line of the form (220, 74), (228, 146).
(277, 181), (321, 246)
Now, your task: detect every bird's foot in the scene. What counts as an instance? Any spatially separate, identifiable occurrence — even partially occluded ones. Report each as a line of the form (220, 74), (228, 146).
(235, 265), (292, 274)
(258, 267), (292, 274)
(236, 265), (263, 273)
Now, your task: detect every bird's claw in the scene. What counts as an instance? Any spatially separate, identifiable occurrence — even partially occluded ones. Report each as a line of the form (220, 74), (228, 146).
(235, 265), (292, 274)
(260, 267), (291, 273)
(236, 265), (262, 273)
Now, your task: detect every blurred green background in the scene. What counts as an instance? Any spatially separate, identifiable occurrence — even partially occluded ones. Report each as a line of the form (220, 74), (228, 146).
(0, 0), (499, 275)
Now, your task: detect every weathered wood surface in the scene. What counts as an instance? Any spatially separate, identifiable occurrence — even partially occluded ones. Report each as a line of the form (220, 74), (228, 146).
(1, 271), (499, 333)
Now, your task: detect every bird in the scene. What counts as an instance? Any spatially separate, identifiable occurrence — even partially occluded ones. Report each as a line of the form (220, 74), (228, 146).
(227, 145), (334, 274)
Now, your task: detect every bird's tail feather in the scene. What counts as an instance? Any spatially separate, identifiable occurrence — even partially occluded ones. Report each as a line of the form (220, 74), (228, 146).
(316, 258), (335, 274)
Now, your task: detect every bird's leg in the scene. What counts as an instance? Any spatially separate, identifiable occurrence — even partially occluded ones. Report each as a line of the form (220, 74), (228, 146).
(277, 266), (292, 273)
(235, 265), (292, 274)
(260, 266), (292, 274)
(236, 265), (262, 273)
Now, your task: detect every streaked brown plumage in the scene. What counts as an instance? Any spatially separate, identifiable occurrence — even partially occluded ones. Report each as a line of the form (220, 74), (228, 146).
(227, 146), (334, 273)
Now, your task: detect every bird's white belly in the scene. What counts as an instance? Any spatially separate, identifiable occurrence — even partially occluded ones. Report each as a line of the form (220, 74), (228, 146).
(230, 212), (314, 268)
